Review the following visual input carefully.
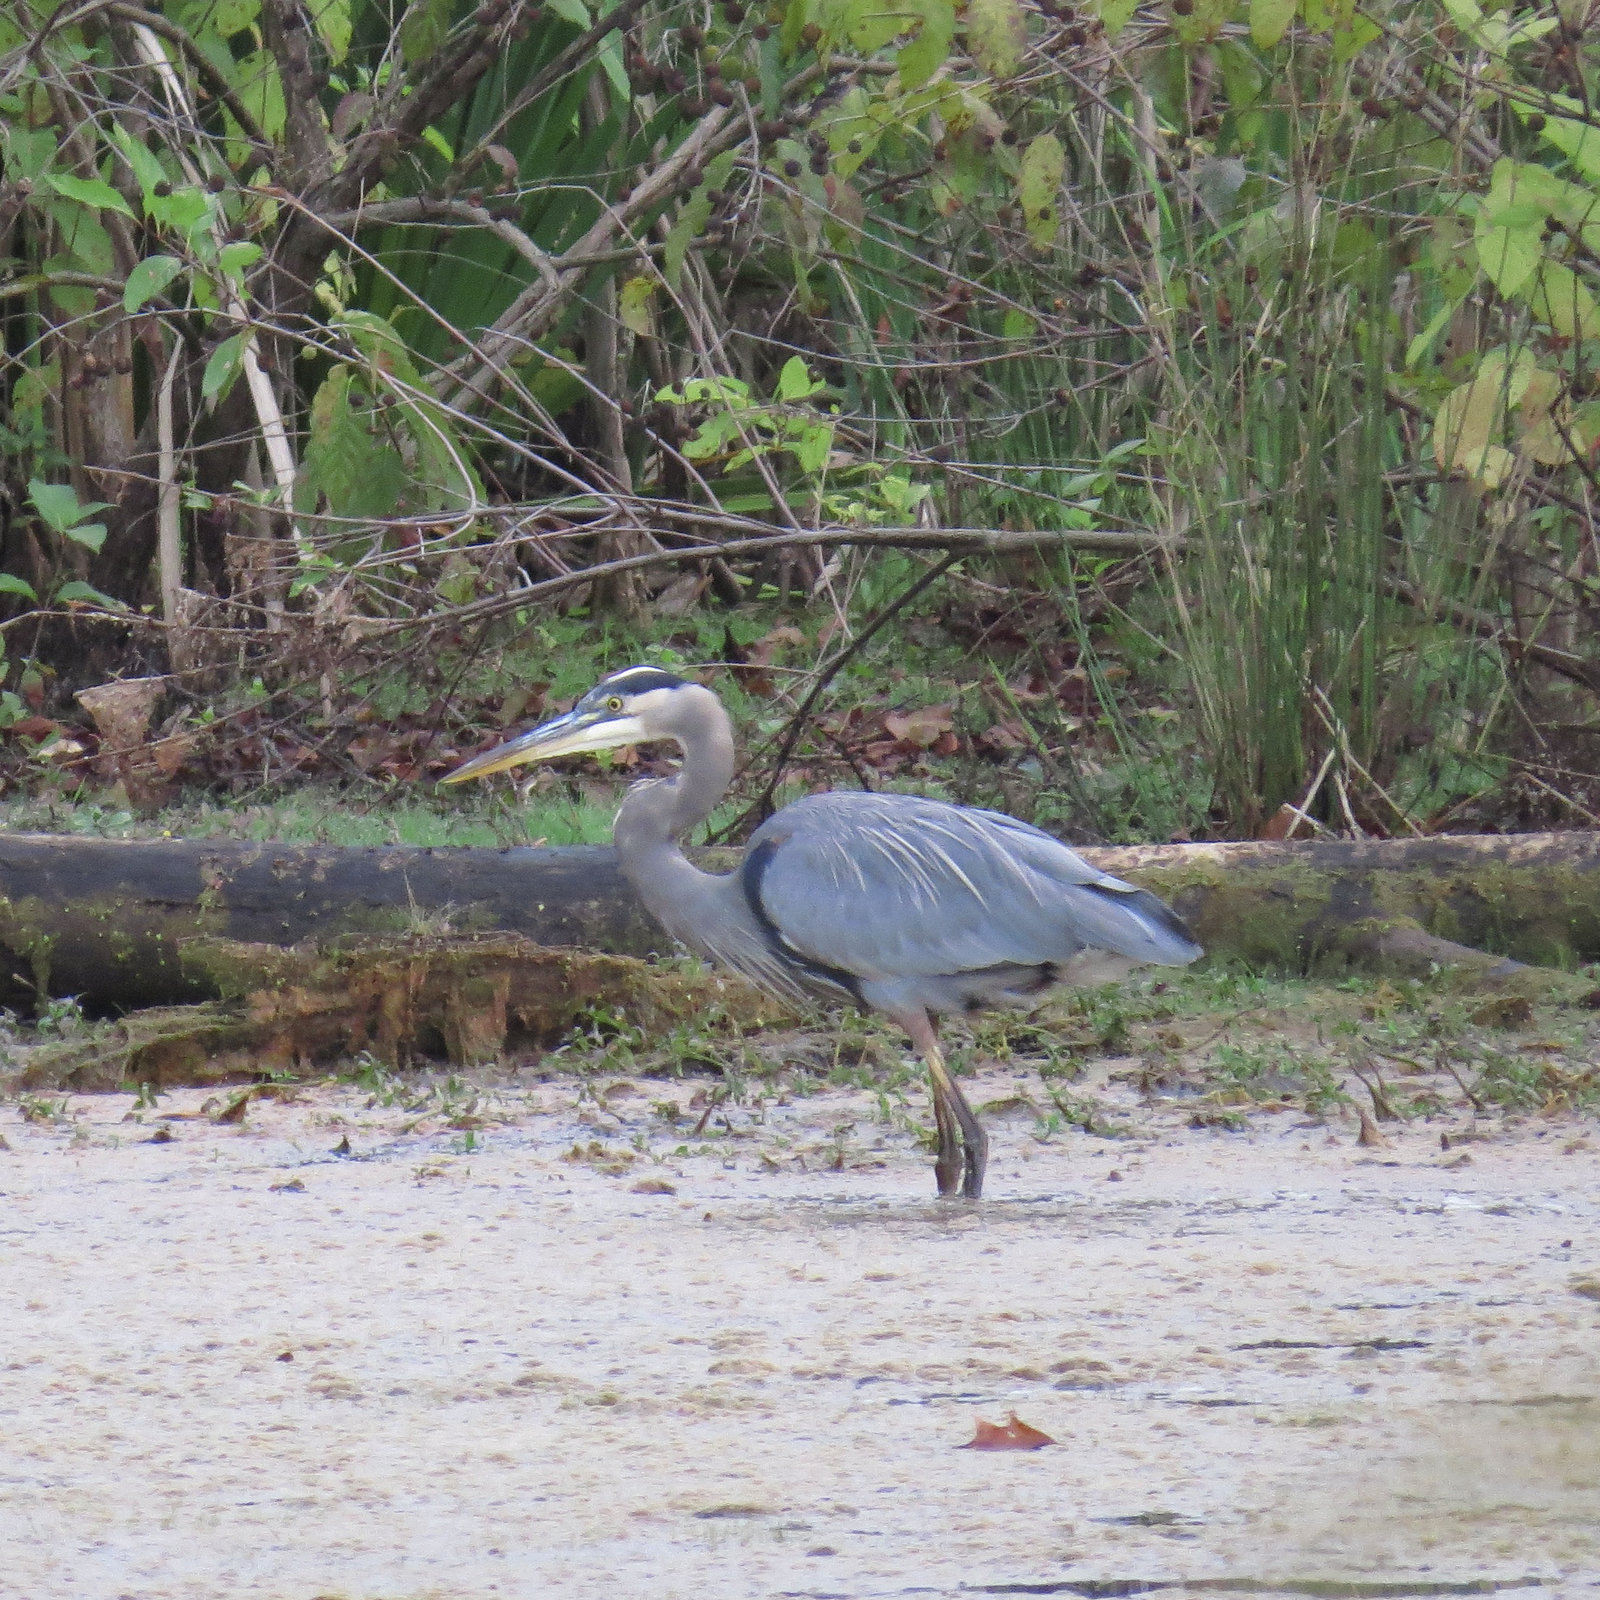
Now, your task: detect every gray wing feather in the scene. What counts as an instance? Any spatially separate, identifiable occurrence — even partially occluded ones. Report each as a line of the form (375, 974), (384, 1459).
(747, 792), (1200, 981)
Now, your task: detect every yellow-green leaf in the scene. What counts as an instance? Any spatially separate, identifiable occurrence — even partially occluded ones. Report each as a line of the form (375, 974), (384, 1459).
(1516, 365), (1575, 466)
(1018, 132), (1064, 247)
(1250, 0), (1296, 47)
(1521, 93), (1600, 186)
(308, 0), (351, 64)
(618, 275), (656, 338)
(1529, 262), (1600, 339)
(1433, 351), (1532, 489)
(967, 0), (1026, 78)
(897, 0), (954, 89)
(1085, 0), (1139, 36)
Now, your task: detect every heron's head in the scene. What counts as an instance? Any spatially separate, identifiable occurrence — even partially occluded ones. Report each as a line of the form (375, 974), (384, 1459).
(440, 666), (701, 785)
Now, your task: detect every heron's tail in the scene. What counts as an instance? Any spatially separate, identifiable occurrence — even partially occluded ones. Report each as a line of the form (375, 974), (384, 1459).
(1075, 878), (1203, 966)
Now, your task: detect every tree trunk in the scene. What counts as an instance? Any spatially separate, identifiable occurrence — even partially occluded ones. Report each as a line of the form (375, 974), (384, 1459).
(0, 830), (1596, 1011)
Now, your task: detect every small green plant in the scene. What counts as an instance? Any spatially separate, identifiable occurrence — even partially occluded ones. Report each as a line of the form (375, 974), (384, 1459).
(17, 1094), (69, 1124)
(34, 995), (89, 1039)
(126, 1079), (165, 1112)
(344, 1051), (406, 1106)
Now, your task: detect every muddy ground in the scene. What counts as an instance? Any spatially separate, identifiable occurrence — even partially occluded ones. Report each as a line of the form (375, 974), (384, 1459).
(3, 995), (1599, 1600)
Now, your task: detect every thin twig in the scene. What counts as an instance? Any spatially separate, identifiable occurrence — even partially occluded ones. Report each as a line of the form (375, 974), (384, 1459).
(717, 551), (961, 838)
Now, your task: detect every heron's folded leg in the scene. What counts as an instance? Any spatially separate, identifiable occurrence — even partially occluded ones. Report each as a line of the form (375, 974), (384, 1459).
(904, 1013), (987, 1200)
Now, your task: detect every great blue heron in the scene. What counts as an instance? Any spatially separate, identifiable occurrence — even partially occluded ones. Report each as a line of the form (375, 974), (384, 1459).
(442, 666), (1201, 1198)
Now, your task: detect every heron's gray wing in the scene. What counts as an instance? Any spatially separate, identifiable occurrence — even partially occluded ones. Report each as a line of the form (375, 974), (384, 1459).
(743, 792), (1199, 982)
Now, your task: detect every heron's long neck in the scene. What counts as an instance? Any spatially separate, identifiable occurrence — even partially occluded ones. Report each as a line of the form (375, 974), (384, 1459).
(611, 687), (736, 922)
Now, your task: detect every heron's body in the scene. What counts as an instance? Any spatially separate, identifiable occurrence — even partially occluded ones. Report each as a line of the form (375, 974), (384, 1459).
(444, 665), (1201, 1197)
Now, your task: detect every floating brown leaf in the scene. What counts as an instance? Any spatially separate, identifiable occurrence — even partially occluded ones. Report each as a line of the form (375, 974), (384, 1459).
(959, 1411), (1056, 1451)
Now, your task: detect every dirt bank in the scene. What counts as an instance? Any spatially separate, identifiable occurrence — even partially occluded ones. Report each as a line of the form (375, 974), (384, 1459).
(2, 1052), (1597, 1599)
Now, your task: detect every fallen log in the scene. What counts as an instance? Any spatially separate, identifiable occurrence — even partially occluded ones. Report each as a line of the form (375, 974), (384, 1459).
(8, 934), (783, 1093)
(0, 829), (1596, 1010)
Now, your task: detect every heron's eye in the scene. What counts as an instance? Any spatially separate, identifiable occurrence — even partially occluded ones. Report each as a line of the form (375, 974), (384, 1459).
(605, 695), (624, 712)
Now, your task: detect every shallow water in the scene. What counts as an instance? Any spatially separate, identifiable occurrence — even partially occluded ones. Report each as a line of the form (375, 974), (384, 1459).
(1, 1071), (1596, 1599)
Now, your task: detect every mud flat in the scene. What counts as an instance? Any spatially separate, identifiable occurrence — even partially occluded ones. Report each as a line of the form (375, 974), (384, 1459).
(2, 1063), (1597, 1599)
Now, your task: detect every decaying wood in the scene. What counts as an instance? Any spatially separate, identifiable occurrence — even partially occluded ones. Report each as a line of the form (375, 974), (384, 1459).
(0, 829), (1596, 1012)
(1111, 831), (1600, 980)
(10, 934), (785, 1093)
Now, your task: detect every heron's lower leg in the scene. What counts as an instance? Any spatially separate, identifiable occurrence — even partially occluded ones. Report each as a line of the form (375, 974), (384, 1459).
(904, 1015), (987, 1200)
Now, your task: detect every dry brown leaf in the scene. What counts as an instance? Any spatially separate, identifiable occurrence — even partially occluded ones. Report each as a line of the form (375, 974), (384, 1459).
(958, 1411), (1056, 1451)
(977, 718), (1030, 753)
(653, 571), (710, 618)
(747, 624), (806, 665)
(1258, 803), (1302, 842)
(883, 704), (955, 747)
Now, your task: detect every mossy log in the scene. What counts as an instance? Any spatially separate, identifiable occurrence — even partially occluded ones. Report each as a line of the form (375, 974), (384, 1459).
(1112, 831), (1600, 980)
(0, 829), (1596, 1012)
(11, 933), (784, 1093)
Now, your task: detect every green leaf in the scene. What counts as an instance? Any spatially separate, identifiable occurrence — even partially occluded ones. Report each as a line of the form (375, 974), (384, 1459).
(218, 240), (263, 280)
(1002, 307), (1035, 342)
(45, 173), (136, 219)
(123, 254), (184, 313)
(237, 50), (286, 142)
(214, 0), (259, 31)
(0, 574), (38, 601)
(776, 356), (817, 400)
(145, 185), (211, 236)
(1529, 262), (1600, 340)
(1086, 0), (1139, 37)
(55, 581), (124, 608)
(897, 0), (953, 89)
(781, 0), (810, 56)
(815, 0), (899, 55)
(400, 0), (452, 64)
(421, 125), (455, 163)
(618, 275), (656, 338)
(63, 521), (107, 553)
(966, 0), (1026, 78)
(1474, 209), (1543, 301)
(27, 479), (110, 536)
(1018, 132), (1064, 247)
(1215, 39), (1264, 109)
(1249, 0), (1296, 47)
(202, 331), (248, 404)
(522, 348), (587, 416)
(791, 421), (834, 473)
(107, 124), (170, 200)
(665, 191), (712, 288)
(1523, 96), (1600, 186)
(308, 0), (351, 64)
(297, 367), (408, 519)
(1405, 301), (1457, 370)
(547, 0), (589, 23)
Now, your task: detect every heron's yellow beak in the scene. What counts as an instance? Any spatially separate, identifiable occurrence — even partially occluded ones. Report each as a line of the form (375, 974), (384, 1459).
(440, 706), (647, 784)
